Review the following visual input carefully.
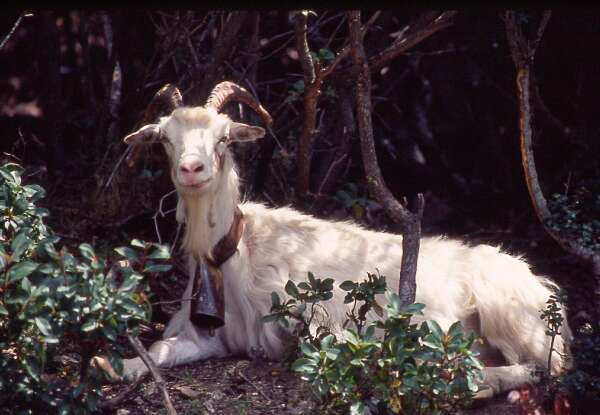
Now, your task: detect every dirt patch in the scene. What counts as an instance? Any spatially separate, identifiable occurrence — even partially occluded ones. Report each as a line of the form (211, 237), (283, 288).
(101, 356), (522, 415)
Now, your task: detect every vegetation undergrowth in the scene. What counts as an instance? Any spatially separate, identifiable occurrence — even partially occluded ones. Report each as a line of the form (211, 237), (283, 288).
(0, 162), (172, 414)
(537, 291), (600, 412)
(263, 272), (484, 414)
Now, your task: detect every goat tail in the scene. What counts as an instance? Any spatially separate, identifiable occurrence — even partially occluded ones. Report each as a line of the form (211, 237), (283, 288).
(465, 245), (572, 375)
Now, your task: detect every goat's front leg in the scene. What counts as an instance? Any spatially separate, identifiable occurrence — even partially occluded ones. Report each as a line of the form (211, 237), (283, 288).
(94, 330), (228, 383)
(475, 364), (539, 399)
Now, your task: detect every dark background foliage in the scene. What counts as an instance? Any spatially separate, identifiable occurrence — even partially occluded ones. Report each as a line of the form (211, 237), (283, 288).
(1, 9), (599, 414)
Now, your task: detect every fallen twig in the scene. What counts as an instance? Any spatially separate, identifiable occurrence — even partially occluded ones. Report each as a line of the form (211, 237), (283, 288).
(127, 334), (177, 415)
(238, 369), (271, 401)
(98, 377), (144, 410)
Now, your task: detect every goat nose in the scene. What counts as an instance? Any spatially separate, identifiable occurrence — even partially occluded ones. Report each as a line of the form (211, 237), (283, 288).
(179, 160), (204, 174)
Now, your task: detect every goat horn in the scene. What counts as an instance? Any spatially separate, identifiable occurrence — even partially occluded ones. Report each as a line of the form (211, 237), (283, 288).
(126, 84), (182, 167)
(140, 83), (183, 125)
(205, 81), (273, 126)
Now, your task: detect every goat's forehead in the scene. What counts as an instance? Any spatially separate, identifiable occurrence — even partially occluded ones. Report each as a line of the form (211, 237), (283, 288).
(164, 107), (230, 138)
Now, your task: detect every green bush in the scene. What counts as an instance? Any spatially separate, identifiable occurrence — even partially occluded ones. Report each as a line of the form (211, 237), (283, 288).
(547, 186), (600, 252)
(540, 292), (600, 407)
(0, 163), (172, 414)
(263, 272), (483, 414)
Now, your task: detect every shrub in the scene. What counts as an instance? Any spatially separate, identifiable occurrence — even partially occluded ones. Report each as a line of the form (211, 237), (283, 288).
(263, 272), (483, 414)
(540, 291), (600, 408)
(0, 163), (171, 414)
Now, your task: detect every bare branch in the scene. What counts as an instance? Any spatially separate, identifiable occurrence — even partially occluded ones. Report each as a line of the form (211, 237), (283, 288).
(295, 11), (381, 197)
(127, 335), (177, 415)
(369, 11), (457, 72)
(191, 11), (248, 101)
(348, 10), (424, 305)
(504, 11), (600, 272)
(0, 11), (31, 51)
(294, 12), (316, 84)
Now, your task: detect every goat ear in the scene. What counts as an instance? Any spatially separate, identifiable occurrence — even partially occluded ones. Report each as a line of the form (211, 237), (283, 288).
(123, 124), (163, 145)
(228, 122), (266, 143)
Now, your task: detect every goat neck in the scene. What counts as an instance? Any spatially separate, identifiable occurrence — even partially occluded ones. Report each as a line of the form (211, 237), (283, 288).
(180, 157), (241, 263)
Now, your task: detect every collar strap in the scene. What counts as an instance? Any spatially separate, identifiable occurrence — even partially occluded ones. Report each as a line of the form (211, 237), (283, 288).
(205, 206), (244, 267)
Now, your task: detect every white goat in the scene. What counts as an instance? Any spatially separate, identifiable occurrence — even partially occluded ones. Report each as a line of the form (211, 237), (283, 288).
(101, 81), (571, 397)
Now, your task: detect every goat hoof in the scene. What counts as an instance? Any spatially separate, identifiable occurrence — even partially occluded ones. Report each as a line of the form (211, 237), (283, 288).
(91, 355), (123, 383)
(473, 386), (494, 400)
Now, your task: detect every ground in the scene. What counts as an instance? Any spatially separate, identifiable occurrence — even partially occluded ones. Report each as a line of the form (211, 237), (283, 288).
(100, 357), (522, 415)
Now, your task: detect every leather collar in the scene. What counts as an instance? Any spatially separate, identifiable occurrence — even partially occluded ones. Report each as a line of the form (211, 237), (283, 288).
(205, 206), (244, 267)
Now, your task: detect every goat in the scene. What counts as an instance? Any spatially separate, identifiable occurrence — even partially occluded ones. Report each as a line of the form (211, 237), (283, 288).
(99, 81), (571, 397)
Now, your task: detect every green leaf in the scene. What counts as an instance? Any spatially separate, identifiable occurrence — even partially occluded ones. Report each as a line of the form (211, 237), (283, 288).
(11, 232), (31, 261)
(147, 244), (171, 259)
(114, 246), (140, 262)
(78, 243), (95, 260)
(350, 401), (367, 415)
(34, 317), (53, 336)
(130, 239), (146, 248)
(143, 263), (172, 273)
(339, 280), (356, 291)
(271, 291), (281, 307)
(426, 320), (444, 341)
(7, 261), (37, 283)
(300, 342), (318, 357)
(119, 273), (142, 292)
(320, 334), (336, 349)
(447, 321), (464, 339)
(81, 320), (99, 332)
(285, 280), (300, 298)
(291, 358), (318, 373)
(261, 314), (280, 323)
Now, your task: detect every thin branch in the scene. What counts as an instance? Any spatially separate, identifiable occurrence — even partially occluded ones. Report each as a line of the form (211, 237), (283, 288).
(127, 334), (177, 415)
(0, 11), (31, 51)
(294, 12), (316, 84)
(504, 11), (600, 273)
(532, 11), (552, 55)
(153, 189), (178, 244)
(348, 11), (424, 306)
(238, 369), (271, 401)
(191, 11), (248, 102)
(295, 11), (381, 197)
(369, 11), (457, 72)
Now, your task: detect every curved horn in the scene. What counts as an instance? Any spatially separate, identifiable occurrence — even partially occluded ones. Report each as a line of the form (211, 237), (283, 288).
(125, 84), (182, 167)
(205, 81), (273, 126)
(139, 83), (183, 125)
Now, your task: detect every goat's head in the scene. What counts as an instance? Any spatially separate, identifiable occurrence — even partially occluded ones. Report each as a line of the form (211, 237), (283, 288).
(124, 82), (272, 196)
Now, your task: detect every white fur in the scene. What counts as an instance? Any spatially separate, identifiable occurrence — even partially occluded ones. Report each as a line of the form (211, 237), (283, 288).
(121, 107), (572, 397)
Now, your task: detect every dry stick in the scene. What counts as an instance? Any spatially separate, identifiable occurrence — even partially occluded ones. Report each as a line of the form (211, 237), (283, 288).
(238, 369), (271, 401)
(127, 334), (177, 415)
(348, 11), (424, 306)
(98, 377), (144, 410)
(295, 11), (381, 197)
(504, 11), (600, 280)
